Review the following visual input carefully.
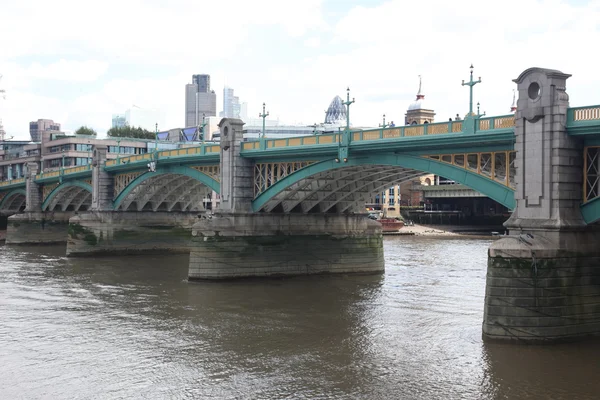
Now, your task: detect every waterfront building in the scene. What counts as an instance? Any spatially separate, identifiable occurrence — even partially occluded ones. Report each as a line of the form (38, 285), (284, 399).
(0, 122), (156, 181)
(185, 74), (217, 128)
(29, 119), (61, 142)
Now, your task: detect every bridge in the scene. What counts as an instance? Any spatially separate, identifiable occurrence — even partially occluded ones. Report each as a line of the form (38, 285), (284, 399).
(2, 67), (600, 343)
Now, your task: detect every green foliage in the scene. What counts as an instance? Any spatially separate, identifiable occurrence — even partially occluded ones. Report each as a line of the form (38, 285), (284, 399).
(75, 126), (97, 136)
(107, 126), (155, 139)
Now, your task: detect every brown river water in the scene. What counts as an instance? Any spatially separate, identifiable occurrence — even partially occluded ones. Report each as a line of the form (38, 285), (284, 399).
(1, 237), (599, 399)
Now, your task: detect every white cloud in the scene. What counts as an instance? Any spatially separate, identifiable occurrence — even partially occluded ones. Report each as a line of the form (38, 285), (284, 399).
(23, 60), (108, 82)
(3, 0), (600, 138)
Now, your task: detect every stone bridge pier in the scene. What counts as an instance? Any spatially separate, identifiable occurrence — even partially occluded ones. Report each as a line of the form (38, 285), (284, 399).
(483, 68), (600, 343)
(188, 118), (384, 280)
(6, 162), (74, 245)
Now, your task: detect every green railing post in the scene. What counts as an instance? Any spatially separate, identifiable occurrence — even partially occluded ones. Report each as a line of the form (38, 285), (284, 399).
(424, 124), (429, 135)
(566, 107), (574, 125)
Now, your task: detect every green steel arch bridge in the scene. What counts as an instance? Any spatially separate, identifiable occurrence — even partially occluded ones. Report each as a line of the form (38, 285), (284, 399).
(2, 105), (600, 222)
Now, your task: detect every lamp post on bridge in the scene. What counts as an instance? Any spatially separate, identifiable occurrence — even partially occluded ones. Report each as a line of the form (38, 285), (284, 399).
(476, 102), (486, 118)
(379, 114), (388, 129)
(462, 64), (481, 117)
(154, 123), (158, 155)
(461, 65), (482, 134)
(343, 87), (355, 132)
(87, 141), (91, 168)
(199, 113), (207, 144)
(116, 138), (121, 162)
(259, 103), (269, 139)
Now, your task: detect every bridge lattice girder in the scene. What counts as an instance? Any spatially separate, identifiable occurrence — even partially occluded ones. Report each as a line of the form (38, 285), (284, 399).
(43, 182), (92, 212)
(116, 173), (212, 212)
(0, 190), (26, 212)
(253, 154), (516, 213)
(259, 165), (429, 213)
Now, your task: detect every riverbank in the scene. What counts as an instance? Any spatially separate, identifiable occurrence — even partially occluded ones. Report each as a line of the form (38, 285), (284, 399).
(388, 224), (504, 239)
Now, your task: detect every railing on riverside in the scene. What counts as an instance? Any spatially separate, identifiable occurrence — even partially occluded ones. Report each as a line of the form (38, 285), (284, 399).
(0, 177), (26, 187)
(105, 145), (219, 167)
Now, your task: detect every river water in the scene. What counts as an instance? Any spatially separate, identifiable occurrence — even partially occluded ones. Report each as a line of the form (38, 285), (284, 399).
(1, 237), (599, 399)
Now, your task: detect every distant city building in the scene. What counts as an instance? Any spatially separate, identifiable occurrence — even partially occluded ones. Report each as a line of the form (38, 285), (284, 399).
(185, 74), (217, 128)
(29, 119), (61, 142)
(220, 86), (241, 118)
(405, 76), (435, 125)
(111, 114), (127, 128)
(324, 96), (347, 126)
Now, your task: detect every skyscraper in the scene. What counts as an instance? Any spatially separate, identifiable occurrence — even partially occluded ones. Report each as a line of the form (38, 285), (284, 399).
(185, 74), (217, 127)
(220, 86), (241, 119)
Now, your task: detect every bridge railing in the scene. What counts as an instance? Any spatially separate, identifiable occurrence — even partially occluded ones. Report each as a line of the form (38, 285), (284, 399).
(242, 134), (342, 150)
(35, 164), (92, 181)
(567, 105), (600, 127)
(105, 144), (219, 167)
(242, 115), (516, 151)
(0, 177), (26, 188)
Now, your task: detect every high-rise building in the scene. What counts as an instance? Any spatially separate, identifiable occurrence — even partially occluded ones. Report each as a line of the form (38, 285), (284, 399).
(185, 74), (217, 127)
(192, 74), (210, 92)
(29, 119), (61, 142)
(220, 86), (241, 118)
(111, 114), (127, 128)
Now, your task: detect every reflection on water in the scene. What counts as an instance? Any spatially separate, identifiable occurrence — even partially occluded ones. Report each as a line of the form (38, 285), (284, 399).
(1, 238), (599, 399)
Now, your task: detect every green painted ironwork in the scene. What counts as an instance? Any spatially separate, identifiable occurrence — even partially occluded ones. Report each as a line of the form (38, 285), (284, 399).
(581, 196), (600, 224)
(343, 87), (355, 133)
(112, 164), (220, 210)
(260, 102), (269, 139)
(41, 181), (92, 211)
(0, 188), (26, 210)
(252, 154), (515, 212)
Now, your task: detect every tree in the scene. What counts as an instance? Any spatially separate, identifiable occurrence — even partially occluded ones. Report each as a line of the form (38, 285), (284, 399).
(75, 126), (97, 136)
(107, 126), (155, 139)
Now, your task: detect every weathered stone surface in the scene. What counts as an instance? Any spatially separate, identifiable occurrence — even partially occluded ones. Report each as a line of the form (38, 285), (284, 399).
(189, 213), (384, 280)
(66, 211), (199, 256)
(6, 211), (73, 244)
(484, 67), (600, 343)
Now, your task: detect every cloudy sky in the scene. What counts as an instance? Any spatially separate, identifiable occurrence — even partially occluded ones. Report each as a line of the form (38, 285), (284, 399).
(0, 0), (598, 139)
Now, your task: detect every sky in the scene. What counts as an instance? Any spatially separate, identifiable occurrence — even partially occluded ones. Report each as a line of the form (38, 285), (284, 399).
(1, 0), (599, 140)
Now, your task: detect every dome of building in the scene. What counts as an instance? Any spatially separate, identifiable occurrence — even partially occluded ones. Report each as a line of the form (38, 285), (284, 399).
(408, 98), (425, 111)
(324, 95), (347, 124)
(407, 75), (427, 111)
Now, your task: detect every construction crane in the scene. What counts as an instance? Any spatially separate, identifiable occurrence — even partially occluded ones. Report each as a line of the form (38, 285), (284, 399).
(0, 74), (6, 141)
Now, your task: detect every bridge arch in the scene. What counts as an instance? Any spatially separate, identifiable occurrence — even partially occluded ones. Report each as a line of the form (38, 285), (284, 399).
(113, 165), (220, 212)
(580, 197), (600, 224)
(0, 189), (27, 212)
(252, 154), (515, 213)
(43, 181), (93, 212)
